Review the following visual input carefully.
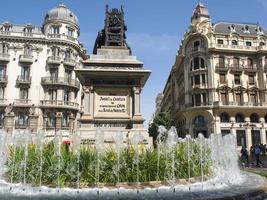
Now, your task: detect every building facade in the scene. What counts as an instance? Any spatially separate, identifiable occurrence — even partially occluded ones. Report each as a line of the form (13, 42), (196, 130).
(160, 3), (267, 149)
(0, 4), (87, 136)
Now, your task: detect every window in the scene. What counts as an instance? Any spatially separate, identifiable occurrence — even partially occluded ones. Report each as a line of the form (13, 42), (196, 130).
(0, 87), (4, 99)
(247, 58), (253, 68)
(219, 74), (226, 84)
(217, 39), (223, 44)
(236, 93), (242, 105)
(202, 93), (207, 105)
(218, 56), (225, 67)
(52, 26), (60, 34)
(0, 65), (6, 78)
(64, 90), (70, 102)
(67, 28), (74, 37)
(220, 112), (230, 122)
(0, 43), (9, 54)
(65, 69), (72, 81)
(233, 57), (239, 68)
(24, 46), (32, 55)
(19, 88), (28, 99)
(221, 92), (228, 105)
(21, 66), (30, 80)
(248, 75), (255, 85)
(232, 40), (238, 45)
(50, 68), (58, 81)
(48, 90), (57, 101)
(195, 94), (201, 106)
(265, 114), (267, 123)
(260, 42), (265, 46)
(246, 41), (252, 46)
(62, 113), (70, 127)
(16, 112), (28, 126)
(51, 46), (60, 57)
(47, 112), (56, 127)
(221, 130), (231, 136)
(193, 115), (208, 127)
(191, 57), (205, 70)
(193, 40), (200, 51)
(194, 75), (200, 85)
(250, 113), (259, 123)
(236, 113), (245, 123)
(201, 74), (206, 84)
(236, 130), (246, 147)
(250, 93), (257, 104)
(24, 28), (32, 34)
(234, 74), (241, 84)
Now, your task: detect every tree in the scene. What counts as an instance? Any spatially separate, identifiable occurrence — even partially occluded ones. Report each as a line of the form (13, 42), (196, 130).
(148, 112), (175, 145)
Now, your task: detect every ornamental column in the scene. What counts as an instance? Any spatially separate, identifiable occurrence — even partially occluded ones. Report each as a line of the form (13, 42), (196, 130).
(133, 86), (142, 117)
(82, 86), (94, 119)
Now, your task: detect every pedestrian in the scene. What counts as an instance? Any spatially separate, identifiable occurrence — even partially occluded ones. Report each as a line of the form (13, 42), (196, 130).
(254, 144), (263, 167)
(240, 146), (249, 167)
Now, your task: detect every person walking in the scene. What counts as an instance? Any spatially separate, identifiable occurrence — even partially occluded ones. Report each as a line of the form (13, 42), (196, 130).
(240, 146), (249, 167)
(254, 144), (263, 167)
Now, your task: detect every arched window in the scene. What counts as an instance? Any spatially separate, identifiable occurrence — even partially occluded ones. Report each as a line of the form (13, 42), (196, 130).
(233, 57), (239, 68)
(219, 56), (225, 67)
(220, 112), (230, 122)
(236, 113), (245, 123)
(193, 115), (208, 127)
(51, 46), (60, 57)
(232, 40), (238, 45)
(47, 112), (56, 128)
(250, 113), (259, 123)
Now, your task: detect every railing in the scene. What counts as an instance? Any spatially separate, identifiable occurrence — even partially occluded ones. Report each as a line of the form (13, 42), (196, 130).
(16, 76), (31, 84)
(0, 53), (10, 62)
(229, 64), (243, 71)
(47, 56), (61, 64)
(47, 34), (78, 44)
(40, 100), (79, 109)
(19, 54), (33, 63)
(0, 75), (8, 83)
(14, 99), (31, 105)
(215, 63), (229, 71)
(15, 121), (28, 129)
(211, 43), (257, 51)
(0, 30), (44, 38)
(41, 77), (80, 89)
(63, 57), (76, 67)
(243, 65), (257, 72)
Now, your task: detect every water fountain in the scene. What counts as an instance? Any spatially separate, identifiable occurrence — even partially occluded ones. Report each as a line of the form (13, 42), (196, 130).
(0, 127), (267, 200)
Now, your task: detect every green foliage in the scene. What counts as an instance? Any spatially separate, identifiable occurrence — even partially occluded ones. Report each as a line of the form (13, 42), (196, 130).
(6, 141), (211, 188)
(148, 112), (175, 143)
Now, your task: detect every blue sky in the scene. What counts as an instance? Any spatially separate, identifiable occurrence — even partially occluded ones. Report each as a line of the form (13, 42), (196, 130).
(1, 0), (267, 127)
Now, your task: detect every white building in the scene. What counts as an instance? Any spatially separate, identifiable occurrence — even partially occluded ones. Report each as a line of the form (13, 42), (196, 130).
(0, 4), (87, 135)
(160, 2), (267, 149)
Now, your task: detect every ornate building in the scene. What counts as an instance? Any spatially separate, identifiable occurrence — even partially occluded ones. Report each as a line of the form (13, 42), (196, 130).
(160, 2), (267, 149)
(0, 4), (87, 136)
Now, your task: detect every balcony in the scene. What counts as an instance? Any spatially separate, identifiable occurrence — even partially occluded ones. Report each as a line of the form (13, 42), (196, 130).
(63, 57), (76, 68)
(16, 76), (31, 87)
(244, 65), (257, 73)
(229, 64), (243, 73)
(47, 34), (78, 44)
(215, 63), (229, 72)
(19, 54), (33, 63)
(47, 56), (61, 65)
(40, 100), (79, 111)
(210, 44), (258, 52)
(0, 53), (10, 62)
(41, 77), (80, 90)
(13, 99), (31, 107)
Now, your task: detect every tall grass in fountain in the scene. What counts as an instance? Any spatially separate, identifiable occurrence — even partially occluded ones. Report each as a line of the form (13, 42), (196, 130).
(54, 131), (62, 192)
(36, 130), (45, 190)
(114, 131), (123, 194)
(72, 130), (81, 192)
(95, 128), (104, 195)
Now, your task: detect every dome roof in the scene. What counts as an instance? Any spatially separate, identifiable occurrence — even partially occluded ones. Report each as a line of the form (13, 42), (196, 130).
(192, 2), (209, 18)
(44, 4), (79, 27)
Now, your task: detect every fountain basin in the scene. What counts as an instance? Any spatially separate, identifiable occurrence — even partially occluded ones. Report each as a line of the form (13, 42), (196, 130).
(0, 172), (266, 200)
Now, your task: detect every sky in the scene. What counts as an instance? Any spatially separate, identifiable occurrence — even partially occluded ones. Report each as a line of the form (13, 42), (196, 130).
(0, 0), (267, 127)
